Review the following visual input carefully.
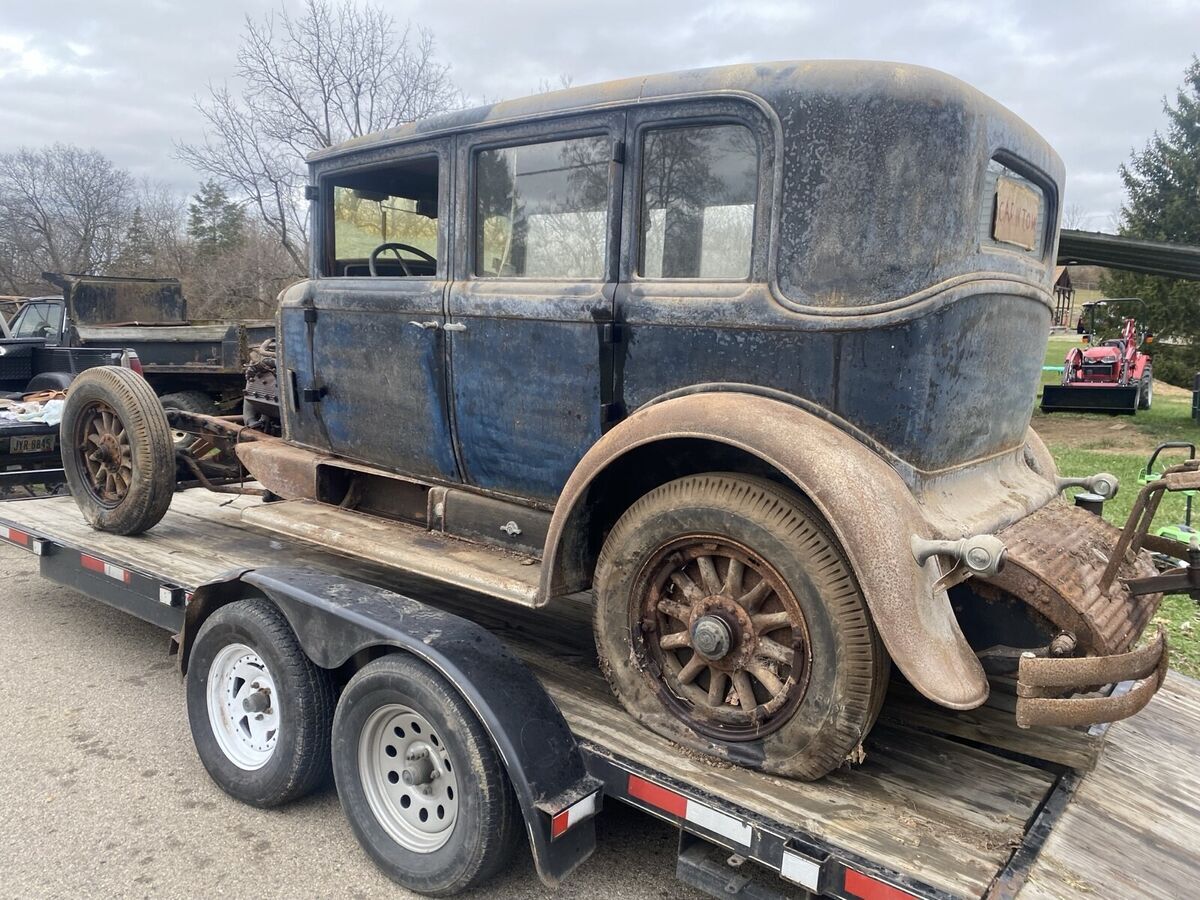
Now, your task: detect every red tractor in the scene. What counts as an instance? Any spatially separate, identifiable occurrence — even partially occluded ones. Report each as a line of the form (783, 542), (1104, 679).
(1042, 299), (1154, 414)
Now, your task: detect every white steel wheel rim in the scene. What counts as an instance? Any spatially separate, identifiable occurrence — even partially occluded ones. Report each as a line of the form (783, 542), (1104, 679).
(359, 703), (459, 854)
(206, 642), (280, 771)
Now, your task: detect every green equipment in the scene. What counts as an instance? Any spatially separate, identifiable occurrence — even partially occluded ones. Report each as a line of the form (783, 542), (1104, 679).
(1138, 442), (1197, 566)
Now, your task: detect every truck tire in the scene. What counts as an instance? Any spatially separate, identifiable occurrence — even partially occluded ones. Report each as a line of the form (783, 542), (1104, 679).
(186, 598), (335, 808)
(61, 366), (175, 535)
(594, 473), (889, 781)
(332, 655), (522, 896)
(159, 390), (219, 448)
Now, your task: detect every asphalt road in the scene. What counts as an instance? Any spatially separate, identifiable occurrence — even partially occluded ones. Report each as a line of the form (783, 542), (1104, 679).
(0, 542), (704, 899)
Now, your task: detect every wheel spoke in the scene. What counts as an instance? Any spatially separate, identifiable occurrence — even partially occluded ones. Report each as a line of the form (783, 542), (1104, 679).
(732, 671), (757, 710)
(656, 599), (692, 623)
(677, 654), (707, 685)
(696, 556), (721, 595)
(669, 571), (704, 603)
(722, 558), (744, 597)
(746, 662), (785, 696)
(751, 612), (792, 633)
(659, 630), (691, 650)
(706, 670), (728, 706)
(735, 579), (772, 613)
(757, 637), (793, 665)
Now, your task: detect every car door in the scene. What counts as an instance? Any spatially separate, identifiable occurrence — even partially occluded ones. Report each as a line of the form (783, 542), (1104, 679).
(613, 103), (781, 415)
(281, 139), (460, 483)
(447, 114), (625, 503)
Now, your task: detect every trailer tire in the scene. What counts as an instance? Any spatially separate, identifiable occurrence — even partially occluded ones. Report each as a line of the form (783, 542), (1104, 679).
(61, 366), (175, 535)
(159, 390), (219, 449)
(186, 598), (335, 808)
(332, 655), (522, 896)
(594, 473), (889, 781)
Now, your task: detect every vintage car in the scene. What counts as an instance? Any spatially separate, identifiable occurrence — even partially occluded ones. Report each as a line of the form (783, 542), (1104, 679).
(59, 61), (1177, 782)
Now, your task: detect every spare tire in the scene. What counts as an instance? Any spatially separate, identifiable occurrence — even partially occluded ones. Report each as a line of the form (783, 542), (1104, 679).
(62, 366), (176, 534)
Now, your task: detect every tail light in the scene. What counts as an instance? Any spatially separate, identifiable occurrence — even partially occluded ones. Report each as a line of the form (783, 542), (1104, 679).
(121, 349), (144, 376)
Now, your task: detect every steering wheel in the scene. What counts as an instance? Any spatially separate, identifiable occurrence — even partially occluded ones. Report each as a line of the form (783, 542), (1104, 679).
(368, 242), (436, 277)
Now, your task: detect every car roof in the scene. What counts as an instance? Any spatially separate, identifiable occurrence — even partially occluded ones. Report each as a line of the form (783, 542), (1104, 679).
(309, 59), (997, 164)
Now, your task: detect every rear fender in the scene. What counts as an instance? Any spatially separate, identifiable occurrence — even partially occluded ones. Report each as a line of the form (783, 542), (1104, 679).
(541, 392), (989, 710)
(181, 567), (599, 887)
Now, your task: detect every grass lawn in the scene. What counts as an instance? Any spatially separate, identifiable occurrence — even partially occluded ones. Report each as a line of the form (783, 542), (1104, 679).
(1035, 334), (1200, 676)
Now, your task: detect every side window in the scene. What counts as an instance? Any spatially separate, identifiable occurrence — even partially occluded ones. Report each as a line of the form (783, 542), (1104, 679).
(475, 135), (610, 279)
(11, 302), (63, 338)
(639, 123), (758, 279)
(327, 156), (440, 277)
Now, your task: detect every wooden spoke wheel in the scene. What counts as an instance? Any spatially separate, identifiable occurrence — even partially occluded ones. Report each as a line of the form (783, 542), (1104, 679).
(639, 537), (811, 741)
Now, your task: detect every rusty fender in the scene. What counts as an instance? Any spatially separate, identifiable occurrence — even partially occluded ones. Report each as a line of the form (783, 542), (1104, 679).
(541, 392), (989, 710)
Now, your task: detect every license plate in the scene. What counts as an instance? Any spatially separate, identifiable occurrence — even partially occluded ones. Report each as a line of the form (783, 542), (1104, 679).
(10, 434), (56, 454)
(993, 176), (1040, 251)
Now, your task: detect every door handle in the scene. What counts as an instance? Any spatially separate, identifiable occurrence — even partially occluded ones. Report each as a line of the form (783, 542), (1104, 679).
(443, 322), (467, 332)
(408, 320), (440, 330)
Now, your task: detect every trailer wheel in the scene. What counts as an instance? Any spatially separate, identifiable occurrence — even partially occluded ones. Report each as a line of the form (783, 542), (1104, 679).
(1139, 373), (1153, 410)
(158, 390), (219, 449)
(186, 598), (335, 807)
(594, 473), (888, 781)
(61, 366), (175, 535)
(332, 655), (522, 896)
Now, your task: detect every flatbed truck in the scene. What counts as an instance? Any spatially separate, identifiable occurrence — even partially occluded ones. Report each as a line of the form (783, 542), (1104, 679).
(1, 489), (1197, 899)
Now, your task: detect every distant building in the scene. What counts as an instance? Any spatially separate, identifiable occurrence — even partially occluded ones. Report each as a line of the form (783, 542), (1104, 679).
(1051, 266), (1075, 327)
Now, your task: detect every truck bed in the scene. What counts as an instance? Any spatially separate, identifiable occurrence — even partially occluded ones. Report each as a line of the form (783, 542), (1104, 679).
(2, 489), (1197, 899)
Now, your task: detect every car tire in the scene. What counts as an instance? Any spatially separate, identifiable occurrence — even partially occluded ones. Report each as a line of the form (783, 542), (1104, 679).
(159, 390), (219, 448)
(186, 598), (335, 807)
(594, 473), (889, 781)
(332, 655), (523, 896)
(61, 366), (176, 535)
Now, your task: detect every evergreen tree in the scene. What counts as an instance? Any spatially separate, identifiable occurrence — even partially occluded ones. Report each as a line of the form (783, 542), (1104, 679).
(1101, 57), (1200, 386)
(117, 206), (155, 274)
(187, 180), (245, 257)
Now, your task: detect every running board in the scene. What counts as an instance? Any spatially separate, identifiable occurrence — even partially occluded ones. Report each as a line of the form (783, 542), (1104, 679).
(241, 499), (542, 607)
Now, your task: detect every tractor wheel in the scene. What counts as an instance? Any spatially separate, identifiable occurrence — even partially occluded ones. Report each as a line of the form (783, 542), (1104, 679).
(593, 473), (889, 781)
(61, 366), (176, 535)
(1138, 373), (1153, 410)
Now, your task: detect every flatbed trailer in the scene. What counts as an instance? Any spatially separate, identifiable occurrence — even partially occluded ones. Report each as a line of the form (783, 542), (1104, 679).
(1, 489), (1197, 899)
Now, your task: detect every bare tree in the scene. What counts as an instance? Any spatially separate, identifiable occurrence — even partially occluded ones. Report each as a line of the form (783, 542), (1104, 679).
(0, 144), (134, 293)
(1061, 203), (1087, 231)
(178, 0), (459, 270)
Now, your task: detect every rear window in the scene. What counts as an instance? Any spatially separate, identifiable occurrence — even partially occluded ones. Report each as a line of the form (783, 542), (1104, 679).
(639, 123), (758, 279)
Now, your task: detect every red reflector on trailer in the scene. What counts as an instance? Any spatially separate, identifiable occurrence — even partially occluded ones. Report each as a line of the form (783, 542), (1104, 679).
(80, 554), (131, 584)
(3, 526), (30, 546)
(628, 774), (688, 818)
(550, 791), (599, 839)
(844, 869), (916, 900)
(627, 774), (751, 846)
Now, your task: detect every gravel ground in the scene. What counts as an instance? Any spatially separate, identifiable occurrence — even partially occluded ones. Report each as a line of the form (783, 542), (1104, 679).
(0, 542), (704, 899)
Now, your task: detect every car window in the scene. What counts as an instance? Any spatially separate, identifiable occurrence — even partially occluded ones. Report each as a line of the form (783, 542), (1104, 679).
(639, 123), (758, 279)
(475, 135), (610, 279)
(327, 155), (440, 277)
(10, 301), (64, 338)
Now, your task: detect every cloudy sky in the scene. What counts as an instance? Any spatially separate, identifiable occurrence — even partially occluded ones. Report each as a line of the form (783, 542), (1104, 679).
(0, 0), (1196, 230)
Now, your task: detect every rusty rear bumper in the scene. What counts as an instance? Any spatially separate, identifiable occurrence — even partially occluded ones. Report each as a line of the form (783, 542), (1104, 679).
(1015, 626), (1169, 728)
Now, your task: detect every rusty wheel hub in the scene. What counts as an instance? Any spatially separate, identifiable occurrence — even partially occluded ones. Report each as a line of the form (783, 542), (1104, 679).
(636, 537), (812, 740)
(76, 402), (133, 507)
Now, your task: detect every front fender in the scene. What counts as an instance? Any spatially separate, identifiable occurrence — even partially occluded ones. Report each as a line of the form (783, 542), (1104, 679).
(542, 392), (988, 710)
(183, 567), (599, 887)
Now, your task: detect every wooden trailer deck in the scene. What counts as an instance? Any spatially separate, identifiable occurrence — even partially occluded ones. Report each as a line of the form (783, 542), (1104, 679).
(3, 489), (1199, 899)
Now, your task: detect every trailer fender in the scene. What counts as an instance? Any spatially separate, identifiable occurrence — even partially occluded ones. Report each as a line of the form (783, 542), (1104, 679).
(181, 567), (600, 887)
(541, 391), (989, 710)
